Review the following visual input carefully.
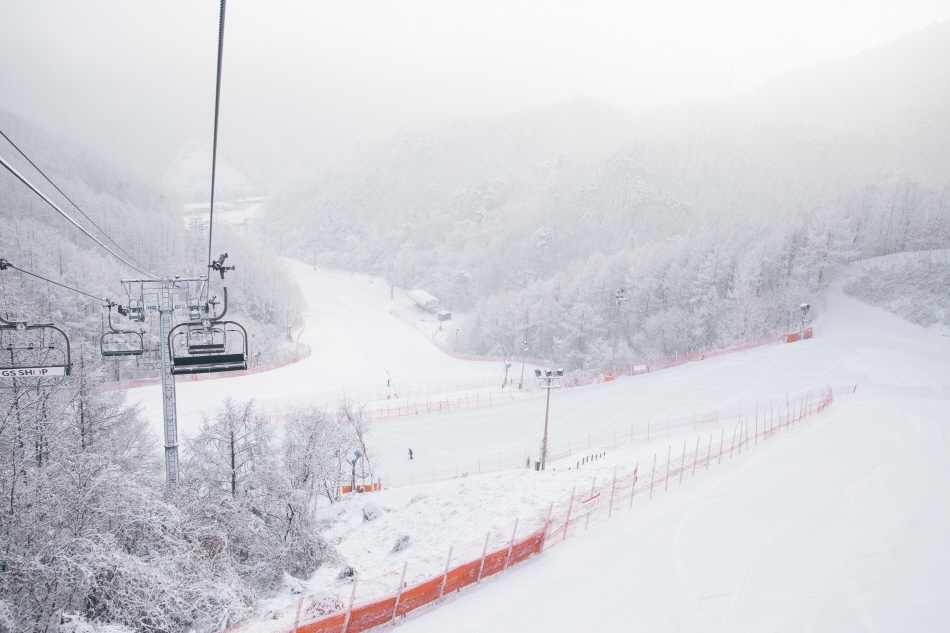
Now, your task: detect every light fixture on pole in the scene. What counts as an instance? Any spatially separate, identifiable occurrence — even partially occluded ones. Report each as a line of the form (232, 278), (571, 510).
(519, 339), (528, 389)
(536, 368), (563, 470)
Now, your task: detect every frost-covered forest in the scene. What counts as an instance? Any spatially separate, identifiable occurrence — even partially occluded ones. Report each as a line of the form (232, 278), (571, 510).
(0, 109), (304, 380)
(266, 22), (950, 368)
(0, 357), (375, 630)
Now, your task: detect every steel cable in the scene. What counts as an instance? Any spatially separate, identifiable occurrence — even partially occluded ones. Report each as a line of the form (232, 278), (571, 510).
(206, 0), (227, 272)
(0, 127), (156, 277)
(0, 154), (157, 278)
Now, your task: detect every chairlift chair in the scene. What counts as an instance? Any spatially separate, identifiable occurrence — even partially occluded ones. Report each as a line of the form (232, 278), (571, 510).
(168, 320), (248, 375)
(0, 316), (71, 387)
(100, 303), (144, 358)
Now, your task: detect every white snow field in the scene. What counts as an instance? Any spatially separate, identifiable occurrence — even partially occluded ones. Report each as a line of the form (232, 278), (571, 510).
(382, 263), (950, 633)
(217, 255), (950, 633)
(133, 259), (539, 451)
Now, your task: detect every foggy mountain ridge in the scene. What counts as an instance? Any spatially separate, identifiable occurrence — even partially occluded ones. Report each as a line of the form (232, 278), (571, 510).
(162, 139), (263, 202)
(263, 22), (950, 369)
(745, 18), (950, 131)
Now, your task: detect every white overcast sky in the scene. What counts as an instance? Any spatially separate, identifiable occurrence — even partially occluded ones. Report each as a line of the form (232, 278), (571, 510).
(2, 0), (950, 169)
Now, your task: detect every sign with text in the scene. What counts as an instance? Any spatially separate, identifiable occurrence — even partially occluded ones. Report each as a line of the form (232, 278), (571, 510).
(0, 366), (68, 378)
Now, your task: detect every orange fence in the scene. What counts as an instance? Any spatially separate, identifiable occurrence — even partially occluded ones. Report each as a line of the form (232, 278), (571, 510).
(223, 384), (853, 633)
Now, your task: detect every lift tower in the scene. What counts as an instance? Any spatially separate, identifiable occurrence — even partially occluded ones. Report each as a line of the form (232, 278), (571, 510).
(121, 276), (209, 490)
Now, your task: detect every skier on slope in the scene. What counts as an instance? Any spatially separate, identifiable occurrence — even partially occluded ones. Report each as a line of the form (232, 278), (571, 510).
(408, 448), (413, 460)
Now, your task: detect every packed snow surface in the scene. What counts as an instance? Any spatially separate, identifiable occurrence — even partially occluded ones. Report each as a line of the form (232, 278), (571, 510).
(387, 262), (950, 633)
(129, 256), (950, 631)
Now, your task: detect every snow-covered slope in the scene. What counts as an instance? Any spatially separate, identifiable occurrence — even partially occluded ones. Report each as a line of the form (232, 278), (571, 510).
(132, 259), (537, 444)
(384, 266), (950, 632)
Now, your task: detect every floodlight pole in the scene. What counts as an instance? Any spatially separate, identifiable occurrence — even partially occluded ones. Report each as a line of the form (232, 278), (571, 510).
(541, 380), (552, 470)
(519, 339), (527, 389)
(538, 370), (561, 470)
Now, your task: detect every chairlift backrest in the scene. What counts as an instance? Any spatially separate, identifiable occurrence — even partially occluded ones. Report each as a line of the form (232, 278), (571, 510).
(0, 321), (71, 386)
(186, 324), (226, 353)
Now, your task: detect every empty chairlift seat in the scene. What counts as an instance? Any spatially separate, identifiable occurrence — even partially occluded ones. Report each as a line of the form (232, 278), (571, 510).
(100, 330), (144, 357)
(169, 321), (248, 375)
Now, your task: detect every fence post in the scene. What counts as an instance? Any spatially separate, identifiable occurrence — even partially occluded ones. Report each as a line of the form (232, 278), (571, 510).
(504, 520), (519, 570)
(563, 487), (575, 541)
(705, 433), (712, 470)
(691, 435), (700, 477)
(679, 440), (687, 484)
(292, 596), (304, 633)
(476, 531), (490, 582)
(649, 454), (657, 499)
(730, 424), (738, 459)
(538, 503), (554, 551)
(585, 478), (597, 530)
(341, 577), (359, 633)
(664, 445), (671, 491)
(630, 462), (638, 507)
(608, 468), (617, 517)
(718, 428), (724, 464)
(438, 546), (453, 601)
(391, 561), (408, 623)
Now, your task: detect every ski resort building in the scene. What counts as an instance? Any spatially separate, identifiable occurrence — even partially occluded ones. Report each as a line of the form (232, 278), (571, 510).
(408, 289), (441, 312)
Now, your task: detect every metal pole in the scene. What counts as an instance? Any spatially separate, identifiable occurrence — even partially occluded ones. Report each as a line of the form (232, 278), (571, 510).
(629, 462), (638, 507)
(649, 454), (657, 499)
(608, 467), (617, 517)
(159, 282), (179, 491)
(691, 435), (700, 477)
(476, 532), (490, 582)
(541, 380), (552, 470)
(504, 519), (519, 570)
(438, 546), (453, 600)
(519, 339), (527, 389)
(563, 487), (575, 541)
(390, 562), (408, 624)
(664, 445), (671, 491)
(341, 577), (358, 633)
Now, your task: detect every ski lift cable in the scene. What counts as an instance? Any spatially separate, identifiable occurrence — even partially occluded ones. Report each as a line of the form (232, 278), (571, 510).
(0, 153), (156, 279)
(0, 127), (156, 277)
(0, 259), (110, 303)
(206, 0), (227, 275)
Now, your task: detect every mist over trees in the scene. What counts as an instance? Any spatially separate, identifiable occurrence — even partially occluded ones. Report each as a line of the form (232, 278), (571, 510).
(0, 109), (304, 379)
(265, 24), (950, 368)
